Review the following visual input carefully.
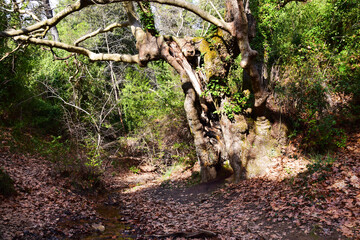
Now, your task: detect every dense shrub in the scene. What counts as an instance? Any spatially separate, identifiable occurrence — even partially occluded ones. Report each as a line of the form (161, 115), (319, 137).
(252, 0), (359, 151)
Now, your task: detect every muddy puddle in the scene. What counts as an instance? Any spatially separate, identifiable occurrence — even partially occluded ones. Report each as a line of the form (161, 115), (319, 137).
(59, 203), (135, 240)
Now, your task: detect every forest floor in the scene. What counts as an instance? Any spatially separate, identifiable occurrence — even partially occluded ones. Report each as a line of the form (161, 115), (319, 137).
(0, 127), (359, 240)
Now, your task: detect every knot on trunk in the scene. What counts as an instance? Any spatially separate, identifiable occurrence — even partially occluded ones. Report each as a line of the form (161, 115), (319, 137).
(137, 32), (162, 66)
(239, 49), (258, 69)
(174, 37), (196, 58)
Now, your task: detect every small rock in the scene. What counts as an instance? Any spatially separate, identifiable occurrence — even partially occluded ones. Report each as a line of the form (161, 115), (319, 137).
(92, 223), (105, 232)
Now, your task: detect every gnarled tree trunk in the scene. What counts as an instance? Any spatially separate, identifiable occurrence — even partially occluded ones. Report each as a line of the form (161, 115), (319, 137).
(155, 0), (288, 182)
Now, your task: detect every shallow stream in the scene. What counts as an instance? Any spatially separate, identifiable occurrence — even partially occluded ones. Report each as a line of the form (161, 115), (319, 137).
(82, 205), (134, 240)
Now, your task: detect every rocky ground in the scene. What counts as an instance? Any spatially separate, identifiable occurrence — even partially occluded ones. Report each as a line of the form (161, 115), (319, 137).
(0, 127), (359, 239)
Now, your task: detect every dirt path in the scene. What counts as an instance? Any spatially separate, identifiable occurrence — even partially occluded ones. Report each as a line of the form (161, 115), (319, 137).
(114, 176), (343, 240)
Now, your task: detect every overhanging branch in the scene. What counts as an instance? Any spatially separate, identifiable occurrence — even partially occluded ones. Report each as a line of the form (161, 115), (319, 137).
(14, 35), (140, 63)
(0, 0), (92, 37)
(0, 43), (23, 61)
(149, 0), (230, 32)
(0, 0), (233, 68)
(0, 0), (229, 37)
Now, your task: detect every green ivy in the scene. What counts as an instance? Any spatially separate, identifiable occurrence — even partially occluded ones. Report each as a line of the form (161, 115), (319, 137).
(203, 78), (230, 98)
(137, 2), (158, 35)
(223, 90), (253, 120)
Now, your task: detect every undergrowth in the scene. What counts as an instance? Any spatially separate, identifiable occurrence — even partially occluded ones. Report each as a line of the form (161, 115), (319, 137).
(0, 125), (104, 192)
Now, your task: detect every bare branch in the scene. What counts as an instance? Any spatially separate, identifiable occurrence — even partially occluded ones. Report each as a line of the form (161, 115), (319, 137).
(176, 9), (184, 37)
(0, 0), (92, 37)
(74, 21), (131, 46)
(50, 48), (75, 60)
(209, 0), (224, 22)
(0, 7), (40, 22)
(15, 91), (48, 106)
(13, 35), (140, 63)
(149, 0), (230, 32)
(39, 80), (100, 132)
(0, 43), (23, 62)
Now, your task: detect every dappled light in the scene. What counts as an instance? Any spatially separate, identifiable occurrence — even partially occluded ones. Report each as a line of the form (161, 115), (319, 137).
(1, 0), (359, 239)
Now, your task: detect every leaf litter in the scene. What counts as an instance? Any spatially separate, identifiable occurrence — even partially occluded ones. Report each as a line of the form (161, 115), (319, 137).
(0, 128), (359, 239)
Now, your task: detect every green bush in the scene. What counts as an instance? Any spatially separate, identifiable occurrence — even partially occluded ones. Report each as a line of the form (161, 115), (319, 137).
(250, 0), (359, 151)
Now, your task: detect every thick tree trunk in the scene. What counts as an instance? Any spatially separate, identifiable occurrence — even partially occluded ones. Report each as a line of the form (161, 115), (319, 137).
(157, 37), (224, 182)
(132, 0), (288, 183)
(182, 75), (222, 182)
(175, 0), (287, 182)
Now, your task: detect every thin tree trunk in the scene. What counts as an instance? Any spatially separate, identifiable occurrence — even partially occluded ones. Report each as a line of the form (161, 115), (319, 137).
(104, 32), (126, 132)
(42, 0), (60, 42)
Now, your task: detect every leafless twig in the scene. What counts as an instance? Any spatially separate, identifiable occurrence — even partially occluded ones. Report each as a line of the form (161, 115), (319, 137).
(0, 43), (23, 62)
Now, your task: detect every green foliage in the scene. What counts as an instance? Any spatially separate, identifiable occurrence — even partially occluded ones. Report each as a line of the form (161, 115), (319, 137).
(203, 25), (219, 41)
(0, 40), (106, 182)
(227, 55), (244, 93)
(0, 44), (63, 132)
(223, 90), (253, 119)
(82, 138), (103, 169)
(171, 142), (195, 165)
(116, 61), (196, 169)
(0, 7), (63, 131)
(203, 54), (253, 119)
(301, 113), (347, 150)
(137, 2), (158, 35)
(204, 78), (230, 98)
(307, 153), (336, 175)
(7, 127), (74, 165)
(251, 0), (359, 151)
(121, 61), (183, 131)
(129, 166), (140, 174)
